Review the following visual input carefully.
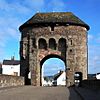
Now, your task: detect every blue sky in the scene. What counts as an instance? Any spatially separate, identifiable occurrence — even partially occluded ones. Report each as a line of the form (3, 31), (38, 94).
(42, 58), (65, 76)
(0, 0), (100, 74)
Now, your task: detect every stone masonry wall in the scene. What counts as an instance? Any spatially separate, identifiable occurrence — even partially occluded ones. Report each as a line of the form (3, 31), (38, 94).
(0, 74), (24, 87)
(21, 25), (88, 86)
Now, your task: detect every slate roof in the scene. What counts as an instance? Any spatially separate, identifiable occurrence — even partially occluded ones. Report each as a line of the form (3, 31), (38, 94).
(53, 71), (63, 80)
(19, 12), (90, 31)
(3, 60), (20, 65)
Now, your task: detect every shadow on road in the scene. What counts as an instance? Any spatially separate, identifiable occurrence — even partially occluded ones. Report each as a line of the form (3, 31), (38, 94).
(68, 86), (82, 100)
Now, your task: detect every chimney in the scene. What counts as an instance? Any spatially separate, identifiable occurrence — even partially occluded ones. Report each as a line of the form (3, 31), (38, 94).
(11, 56), (14, 60)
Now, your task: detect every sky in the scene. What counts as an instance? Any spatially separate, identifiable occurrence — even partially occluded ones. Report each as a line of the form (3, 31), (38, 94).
(0, 0), (100, 74)
(42, 58), (65, 76)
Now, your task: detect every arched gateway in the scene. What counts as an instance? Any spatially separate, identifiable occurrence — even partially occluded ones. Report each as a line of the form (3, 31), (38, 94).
(19, 12), (89, 86)
(40, 54), (66, 86)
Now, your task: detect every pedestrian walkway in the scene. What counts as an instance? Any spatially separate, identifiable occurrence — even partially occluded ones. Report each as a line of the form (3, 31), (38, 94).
(74, 87), (100, 100)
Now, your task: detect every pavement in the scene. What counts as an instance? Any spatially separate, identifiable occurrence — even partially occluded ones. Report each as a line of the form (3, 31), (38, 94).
(74, 86), (100, 100)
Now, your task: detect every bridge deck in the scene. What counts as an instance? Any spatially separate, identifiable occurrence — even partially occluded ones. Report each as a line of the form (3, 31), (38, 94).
(0, 86), (81, 100)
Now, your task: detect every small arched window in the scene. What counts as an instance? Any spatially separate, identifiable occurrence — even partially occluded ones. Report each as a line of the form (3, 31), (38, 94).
(38, 38), (47, 49)
(49, 38), (56, 50)
(58, 38), (66, 51)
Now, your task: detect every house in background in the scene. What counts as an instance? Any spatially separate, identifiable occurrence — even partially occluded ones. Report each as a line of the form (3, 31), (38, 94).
(87, 74), (96, 80)
(42, 71), (66, 86)
(2, 57), (20, 76)
(54, 71), (66, 86)
(42, 76), (54, 86)
(96, 73), (100, 79)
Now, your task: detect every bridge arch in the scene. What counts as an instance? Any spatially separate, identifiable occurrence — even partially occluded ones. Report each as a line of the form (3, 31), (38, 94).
(40, 54), (65, 66)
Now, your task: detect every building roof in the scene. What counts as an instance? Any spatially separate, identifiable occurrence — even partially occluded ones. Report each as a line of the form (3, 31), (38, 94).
(44, 76), (54, 82)
(19, 12), (90, 31)
(53, 71), (64, 80)
(3, 60), (20, 65)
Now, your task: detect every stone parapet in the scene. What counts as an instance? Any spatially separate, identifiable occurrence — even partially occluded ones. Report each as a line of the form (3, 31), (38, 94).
(0, 74), (24, 87)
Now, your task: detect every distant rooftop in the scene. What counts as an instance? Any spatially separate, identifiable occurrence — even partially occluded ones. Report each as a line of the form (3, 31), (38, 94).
(54, 71), (64, 80)
(19, 12), (90, 31)
(3, 60), (20, 65)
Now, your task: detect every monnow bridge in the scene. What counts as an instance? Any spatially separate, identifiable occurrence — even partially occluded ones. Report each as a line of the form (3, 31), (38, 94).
(19, 12), (89, 86)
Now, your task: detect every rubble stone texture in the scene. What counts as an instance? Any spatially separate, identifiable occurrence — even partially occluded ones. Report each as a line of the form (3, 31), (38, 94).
(0, 75), (24, 87)
(19, 12), (89, 86)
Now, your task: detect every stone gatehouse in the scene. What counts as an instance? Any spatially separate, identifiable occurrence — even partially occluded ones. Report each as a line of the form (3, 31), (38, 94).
(19, 12), (89, 86)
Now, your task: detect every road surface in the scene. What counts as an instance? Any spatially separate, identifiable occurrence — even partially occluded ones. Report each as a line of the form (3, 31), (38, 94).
(0, 86), (82, 100)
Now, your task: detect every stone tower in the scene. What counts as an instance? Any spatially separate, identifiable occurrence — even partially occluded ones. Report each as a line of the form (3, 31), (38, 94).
(19, 12), (89, 86)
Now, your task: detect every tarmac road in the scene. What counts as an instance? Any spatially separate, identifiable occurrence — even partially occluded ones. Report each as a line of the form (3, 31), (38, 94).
(0, 86), (82, 100)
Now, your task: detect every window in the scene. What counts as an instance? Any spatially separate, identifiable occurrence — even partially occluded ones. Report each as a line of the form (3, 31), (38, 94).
(58, 38), (66, 51)
(70, 40), (73, 45)
(13, 72), (18, 76)
(49, 38), (56, 50)
(38, 38), (47, 49)
(51, 25), (54, 31)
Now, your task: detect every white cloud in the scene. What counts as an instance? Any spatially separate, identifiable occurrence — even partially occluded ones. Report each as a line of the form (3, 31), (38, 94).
(0, 0), (30, 14)
(0, 3), (23, 47)
(0, 0), (67, 13)
(42, 58), (65, 76)
(0, 0), (37, 62)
